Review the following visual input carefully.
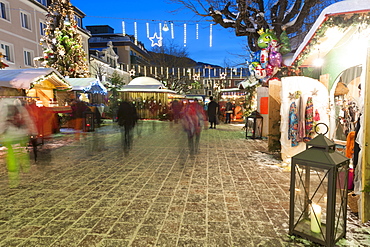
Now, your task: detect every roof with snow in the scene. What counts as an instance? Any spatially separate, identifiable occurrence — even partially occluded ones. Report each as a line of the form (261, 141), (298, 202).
(65, 78), (107, 95)
(289, 0), (370, 66)
(0, 68), (69, 89)
(119, 76), (176, 93)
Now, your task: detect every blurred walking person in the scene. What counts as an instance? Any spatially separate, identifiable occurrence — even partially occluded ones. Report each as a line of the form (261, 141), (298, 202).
(71, 100), (89, 141)
(181, 100), (207, 155)
(117, 101), (138, 154)
(0, 98), (36, 188)
(207, 96), (219, 129)
(224, 99), (234, 124)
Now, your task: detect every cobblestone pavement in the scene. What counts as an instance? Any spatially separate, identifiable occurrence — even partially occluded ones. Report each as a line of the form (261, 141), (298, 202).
(0, 120), (369, 246)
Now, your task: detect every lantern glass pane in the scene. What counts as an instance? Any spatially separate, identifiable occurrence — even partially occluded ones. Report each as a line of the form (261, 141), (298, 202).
(246, 118), (254, 137)
(292, 163), (328, 240)
(334, 164), (347, 239)
(255, 118), (262, 137)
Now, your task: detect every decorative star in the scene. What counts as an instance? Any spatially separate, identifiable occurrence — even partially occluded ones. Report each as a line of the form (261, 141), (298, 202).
(220, 72), (227, 79)
(311, 88), (318, 96)
(193, 73), (200, 80)
(129, 69), (136, 76)
(149, 32), (162, 47)
(288, 92), (295, 100)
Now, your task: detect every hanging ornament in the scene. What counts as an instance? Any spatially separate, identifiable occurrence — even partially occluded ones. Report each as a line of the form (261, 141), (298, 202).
(220, 72), (226, 79)
(122, 21), (125, 36)
(196, 23), (199, 40)
(163, 21), (169, 32)
(149, 32), (163, 47)
(183, 23), (187, 47)
(159, 23), (162, 38)
(171, 22), (174, 39)
(210, 24), (213, 47)
(134, 22), (138, 45)
(146, 23), (149, 38)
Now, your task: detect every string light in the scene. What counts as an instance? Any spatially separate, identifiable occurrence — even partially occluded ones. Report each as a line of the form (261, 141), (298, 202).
(210, 24), (213, 47)
(122, 21), (125, 36)
(184, 23), (187, 47)
(171, 22), (174, 39)
(159, 23), (162, 38)
(196, 23), (199, 39)
(134, 22), (138, 45)
(146, 22), (149, 38)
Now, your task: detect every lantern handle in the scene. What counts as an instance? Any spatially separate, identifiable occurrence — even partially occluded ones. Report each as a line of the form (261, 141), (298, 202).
(314, 122), (328, 135)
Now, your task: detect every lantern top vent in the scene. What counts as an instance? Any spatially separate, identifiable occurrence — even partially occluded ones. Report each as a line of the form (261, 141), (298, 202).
(306, 133), (336, 151)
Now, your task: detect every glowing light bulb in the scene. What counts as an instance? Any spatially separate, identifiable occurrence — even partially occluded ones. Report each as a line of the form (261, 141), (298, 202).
(162, 22), (169, 32)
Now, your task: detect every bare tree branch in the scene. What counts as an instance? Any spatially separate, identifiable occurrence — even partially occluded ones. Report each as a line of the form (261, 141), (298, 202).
(169, 0), (341, 52)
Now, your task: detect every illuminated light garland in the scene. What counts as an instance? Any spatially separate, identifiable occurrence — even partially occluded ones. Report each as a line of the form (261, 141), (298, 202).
(196, 23), (199, 39)
(146, 22), (149, 38)
(171, 22), (174, 39)
(210, 24), (213, 47)
(122, 21), (125, 35)
(134, 22), (138, 45)
(159, 23), (162, 38)
(184, 23), (187, 47)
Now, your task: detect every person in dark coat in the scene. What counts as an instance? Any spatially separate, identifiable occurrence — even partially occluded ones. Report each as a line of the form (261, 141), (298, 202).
(224, 99), (234, 124)
(207, 96), (219, 129)
(117, 101), (138, 153)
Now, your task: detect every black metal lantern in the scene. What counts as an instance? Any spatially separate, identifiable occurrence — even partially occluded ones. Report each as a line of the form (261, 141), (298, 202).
(289, 125), (350, 247)
(245, 111), (263, 139)
(83, 111), (95, 132)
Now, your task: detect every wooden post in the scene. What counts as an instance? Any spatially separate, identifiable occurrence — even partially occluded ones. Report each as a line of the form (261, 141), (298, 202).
(268, 79), (282, 152)
(361, 46), (370, 222)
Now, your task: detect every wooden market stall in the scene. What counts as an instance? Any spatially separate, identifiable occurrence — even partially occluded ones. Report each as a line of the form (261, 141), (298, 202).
(284, 0), (370, 222)
(118, 76), (178, 119)
(0, 68), (71, 136)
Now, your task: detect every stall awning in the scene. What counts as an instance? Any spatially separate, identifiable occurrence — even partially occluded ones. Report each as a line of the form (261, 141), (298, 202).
(65, 78), (107, 95)
(0, 68), (70, 89)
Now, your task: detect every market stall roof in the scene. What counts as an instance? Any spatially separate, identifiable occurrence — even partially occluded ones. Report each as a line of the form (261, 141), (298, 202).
(0, 68), (69, 89)
(237, 78), (259, 89)
(289, 0), (370, 67)
(119, 76), (177, 93)
(65, 77), (107, 95)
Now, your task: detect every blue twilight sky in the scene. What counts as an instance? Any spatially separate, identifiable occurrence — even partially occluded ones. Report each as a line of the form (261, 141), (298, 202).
(71, 0), (249, 67)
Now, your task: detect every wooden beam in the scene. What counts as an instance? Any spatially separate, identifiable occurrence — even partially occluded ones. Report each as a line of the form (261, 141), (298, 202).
(268, 79), (282, 152)
(362, 46), (370, 223)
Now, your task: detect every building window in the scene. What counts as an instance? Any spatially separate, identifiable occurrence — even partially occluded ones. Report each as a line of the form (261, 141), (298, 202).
(21, 11), (31, 30)
(0, 42), (14, 62)
(0, 1), (10, 21)
(40, 21), (46, 36)
(36, 0), (47, 6)
(74, 16), (82, 28)
(24, 50), (33, 66)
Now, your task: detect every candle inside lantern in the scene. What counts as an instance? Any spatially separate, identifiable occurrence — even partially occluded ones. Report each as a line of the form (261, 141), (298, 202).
(310, 203), (322, 233)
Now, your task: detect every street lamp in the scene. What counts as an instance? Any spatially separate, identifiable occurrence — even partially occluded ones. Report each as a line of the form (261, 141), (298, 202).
(245, 111), (263, 139)
(289, 124), (350, 246)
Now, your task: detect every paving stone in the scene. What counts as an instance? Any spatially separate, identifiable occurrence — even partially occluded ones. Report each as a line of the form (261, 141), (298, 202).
(0, 120), (367, 246)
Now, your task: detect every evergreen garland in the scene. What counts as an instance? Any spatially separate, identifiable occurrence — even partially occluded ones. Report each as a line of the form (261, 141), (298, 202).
(293, 12), (370, 67)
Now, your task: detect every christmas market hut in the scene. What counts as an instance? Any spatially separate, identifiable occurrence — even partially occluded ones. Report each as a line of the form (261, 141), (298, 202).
(0, 68), (70, 105)
(65, 77), (107, 104)
(118, 76), (177, 119)
(285, 0), (370, 222)
(0, 68), (71, 137)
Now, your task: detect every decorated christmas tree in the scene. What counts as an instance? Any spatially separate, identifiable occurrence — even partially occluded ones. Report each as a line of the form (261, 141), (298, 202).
(39, 0), (89, 78)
